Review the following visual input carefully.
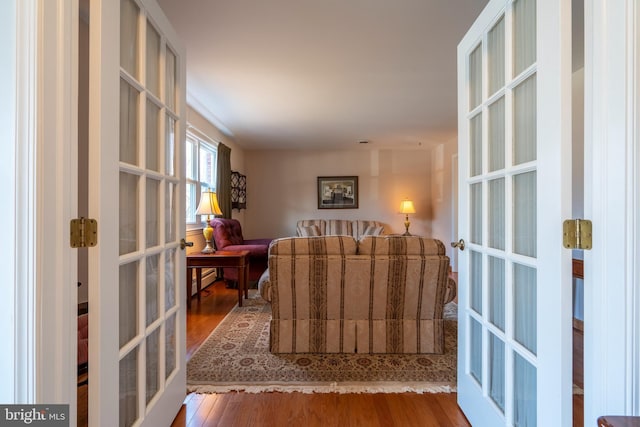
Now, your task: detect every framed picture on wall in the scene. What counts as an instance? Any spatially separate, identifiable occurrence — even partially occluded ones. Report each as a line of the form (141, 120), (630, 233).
(317, 176), (359, 209)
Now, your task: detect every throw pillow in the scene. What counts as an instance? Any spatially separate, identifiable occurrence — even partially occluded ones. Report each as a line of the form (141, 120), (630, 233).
(363, 225), (384, 236)
(298, 225), (322, 237)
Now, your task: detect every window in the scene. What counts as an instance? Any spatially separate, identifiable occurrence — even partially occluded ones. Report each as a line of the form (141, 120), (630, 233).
(186, 131), (217, 225)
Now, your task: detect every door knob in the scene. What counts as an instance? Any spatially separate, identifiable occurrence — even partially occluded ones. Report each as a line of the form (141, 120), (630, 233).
(451, 239), (465, 251)
(180, 238), (194, 250)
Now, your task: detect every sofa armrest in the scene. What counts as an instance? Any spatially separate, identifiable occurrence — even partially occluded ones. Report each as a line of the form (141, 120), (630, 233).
(444, 277), (457, 305)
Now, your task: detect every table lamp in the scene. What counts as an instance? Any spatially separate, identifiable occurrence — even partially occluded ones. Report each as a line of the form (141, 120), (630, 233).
(195, 190), (223, 253)
(399, 199), (416, 236)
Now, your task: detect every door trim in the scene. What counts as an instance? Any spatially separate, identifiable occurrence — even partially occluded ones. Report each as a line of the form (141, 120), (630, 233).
(584, 0), (640, 420)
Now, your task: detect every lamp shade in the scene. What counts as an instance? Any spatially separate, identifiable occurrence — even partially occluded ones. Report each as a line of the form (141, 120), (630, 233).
(399, 200), (416, 214)
(195, 190), (223, 216)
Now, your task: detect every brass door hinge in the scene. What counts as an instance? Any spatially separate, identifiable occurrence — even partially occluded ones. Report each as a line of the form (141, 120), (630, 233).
(70, 218), (98, 248)
(563, 219), (592, 250)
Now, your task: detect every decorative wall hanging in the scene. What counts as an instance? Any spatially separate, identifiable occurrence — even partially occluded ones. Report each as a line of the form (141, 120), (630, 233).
(231, 171), (246, 210)
(317, 176), (359, 209)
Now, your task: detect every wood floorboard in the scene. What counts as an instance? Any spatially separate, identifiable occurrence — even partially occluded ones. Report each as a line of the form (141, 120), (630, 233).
(168, 278), (585, 427)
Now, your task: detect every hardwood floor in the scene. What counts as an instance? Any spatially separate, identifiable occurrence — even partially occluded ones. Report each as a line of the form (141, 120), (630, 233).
(173, 279), (586, 427)
(173, 279), (471, 427)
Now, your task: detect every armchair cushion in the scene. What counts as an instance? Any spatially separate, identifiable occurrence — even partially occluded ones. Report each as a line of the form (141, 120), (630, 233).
(210, 218), (273, 283)
(210, 218), (244, 250)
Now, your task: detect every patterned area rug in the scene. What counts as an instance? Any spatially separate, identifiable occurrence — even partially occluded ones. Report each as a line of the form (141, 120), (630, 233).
(187, 291), (458, 394)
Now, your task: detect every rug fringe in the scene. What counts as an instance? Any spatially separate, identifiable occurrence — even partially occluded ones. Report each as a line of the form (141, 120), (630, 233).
(187, 382), (457, 394)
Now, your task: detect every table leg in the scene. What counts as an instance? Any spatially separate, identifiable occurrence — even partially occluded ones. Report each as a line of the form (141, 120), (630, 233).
(237, 263), (245, 307)
(196, 267), (202, 304)
(244, 261), (250, 299)
(186, 267), (192, 310)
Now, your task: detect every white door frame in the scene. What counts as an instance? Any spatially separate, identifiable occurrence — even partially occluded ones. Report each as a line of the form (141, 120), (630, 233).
(584, 0), (640, 421)
(3, 0), (79, 423)
(0, 0), (37, 405)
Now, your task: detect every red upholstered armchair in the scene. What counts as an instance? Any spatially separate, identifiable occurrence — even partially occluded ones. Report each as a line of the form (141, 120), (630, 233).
(209, 218), (273, 284)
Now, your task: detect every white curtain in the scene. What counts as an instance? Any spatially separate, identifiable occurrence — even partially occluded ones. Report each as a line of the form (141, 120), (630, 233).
(488, 17), (505, 96)
(513, 0), (536, 76)
(146, 21), (160, 96)
(490, 333), (506, 412)
(489, 178), (505, 250)
(120, 0), (139, 77)
(513, 76), (537, 165)
(146, 100), (160, 172)
(489, 97), (505, 171)
(514, 352), (537, 426)
(469, 44), (483, 109)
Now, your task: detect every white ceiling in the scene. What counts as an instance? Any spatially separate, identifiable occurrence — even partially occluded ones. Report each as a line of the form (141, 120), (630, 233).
(156, 0), (489, 150)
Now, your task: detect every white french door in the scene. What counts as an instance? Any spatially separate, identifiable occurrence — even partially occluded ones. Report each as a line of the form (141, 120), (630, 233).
(89, 0), (187, 425)
(456, 0), (573, 425)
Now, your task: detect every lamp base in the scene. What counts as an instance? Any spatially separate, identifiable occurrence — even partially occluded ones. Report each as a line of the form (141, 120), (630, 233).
(403, 216), (411, 236)
(201, 241), (215, 254)
(201, 223), (215, 253)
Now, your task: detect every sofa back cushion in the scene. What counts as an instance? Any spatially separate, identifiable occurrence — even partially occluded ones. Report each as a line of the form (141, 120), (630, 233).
(210, 218), (244, 250)
(357, 235), (445, 256)
(296, 219), (385, 239)
(270, 235), (357, 256)
(352, 220), (384, 238)
(297, 225), (322, 237)
(296, 219), (326, 236)
(326, 219), (352, 236)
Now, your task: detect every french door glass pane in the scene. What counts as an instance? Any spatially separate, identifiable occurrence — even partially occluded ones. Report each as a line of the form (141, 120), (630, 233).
(119, 262), (138, 348)
(470, 183), (483, 244)
(489, 178), (505, 250)
(166, 183), (177, 243)
(470, 251), (483, 314)
(146, 254), (160, 327)
(165, 249), (176, 310)
(120, 79), (139, 165)
(470, 114), (483, 177)
(165, 313), (176, 379)
(514, 263), (537, 354)
(120, 0), (139, 78)
(146, 22), (161, 97)
(513, 75), (537, 165)
(186, 138), (197, 180)
(146, 178), (160, 248)
(166, 116), (176, 176)
(470, 318), (483, 384)
(469, 44), (483, 110)
(186, 182), (196, 224)
(166, 47), (176, 111)
(489, 256), (505, 331)
(489, 333), (506, 412)
(119, 349), (138, 427)
(514, 352), (537, 426)
(146, 327), (161, 404)
(146, 100), (160, 172)
(489, 97), (505, 171)
(513, 0), (537, 76)
(119, 172), (139, 255)
(513, 171), (537, 257)
(199, 145), (217, 189)
(488, 17), (505, 96)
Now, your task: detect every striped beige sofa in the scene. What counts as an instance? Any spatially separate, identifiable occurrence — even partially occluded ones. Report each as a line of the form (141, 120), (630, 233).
(263, 235), (456, 354)
(296, 219), (385, 239)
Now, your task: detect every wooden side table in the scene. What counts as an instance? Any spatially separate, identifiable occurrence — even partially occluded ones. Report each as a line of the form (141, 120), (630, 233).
(186, 250), (250, 309)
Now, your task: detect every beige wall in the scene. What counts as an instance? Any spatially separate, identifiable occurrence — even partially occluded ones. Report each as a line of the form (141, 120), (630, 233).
(243, 145), (456, 254)
(186, 106), (458, 263)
